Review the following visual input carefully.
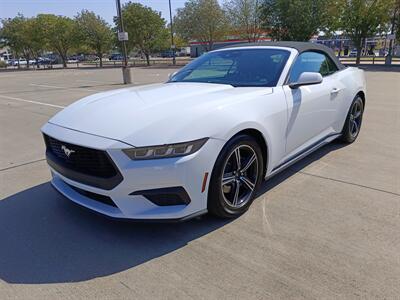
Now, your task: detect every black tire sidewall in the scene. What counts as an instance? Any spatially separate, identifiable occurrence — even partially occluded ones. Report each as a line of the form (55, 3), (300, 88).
(341, 96), (364, 143)
(208, 134), (264, 218)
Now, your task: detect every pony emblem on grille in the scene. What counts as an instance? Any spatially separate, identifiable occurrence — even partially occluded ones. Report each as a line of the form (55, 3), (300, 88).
(61, 145), (75, 158)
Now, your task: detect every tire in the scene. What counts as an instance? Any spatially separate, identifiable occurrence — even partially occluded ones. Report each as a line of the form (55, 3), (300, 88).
(340, 95), (364, 143)
(208, 134), (264, 218)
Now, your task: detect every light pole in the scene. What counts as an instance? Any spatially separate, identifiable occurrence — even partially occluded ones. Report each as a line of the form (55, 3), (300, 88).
(385, 10), (397, 65)
(168, 0), (176, 65)
(116, 0), (132, 84)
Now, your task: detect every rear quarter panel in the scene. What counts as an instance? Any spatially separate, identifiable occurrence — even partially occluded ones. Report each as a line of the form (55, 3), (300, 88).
(332, 67), (366, 132)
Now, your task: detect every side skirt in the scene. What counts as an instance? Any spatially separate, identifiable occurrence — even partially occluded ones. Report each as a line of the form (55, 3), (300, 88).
(266, 133), (341, 180)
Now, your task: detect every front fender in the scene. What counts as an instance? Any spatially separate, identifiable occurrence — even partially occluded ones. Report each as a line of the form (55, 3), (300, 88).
(210, 91), (288, 176)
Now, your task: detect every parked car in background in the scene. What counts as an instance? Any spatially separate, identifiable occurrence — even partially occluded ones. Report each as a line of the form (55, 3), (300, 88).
(67, 55), (85, 63)
(41, 54), (61, 64)
(84, 55), (99, 61)
(10, 59), (27, 66)
(177, 52), (188, 57)
(349, 49), (358, 57)
(37, 57), (55, 65)
(177, 47), (191, 57)
(7, 59), (16, 66)
(109, 54), (124, 61)
(161, 50), (174, 58)
(67, 58), (79, 63)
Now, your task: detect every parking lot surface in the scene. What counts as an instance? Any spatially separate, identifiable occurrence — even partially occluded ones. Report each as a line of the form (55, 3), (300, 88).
(0, 67), (399, 299)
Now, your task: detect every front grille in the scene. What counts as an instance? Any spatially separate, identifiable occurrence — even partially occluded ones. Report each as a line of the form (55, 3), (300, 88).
(44, 135), (117, 178)
(44, 134), (123, 190)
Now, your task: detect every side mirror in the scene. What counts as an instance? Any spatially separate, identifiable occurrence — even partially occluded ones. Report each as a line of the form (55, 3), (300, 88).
(289, 72), (323, 89)
(168, 71), (178, 80)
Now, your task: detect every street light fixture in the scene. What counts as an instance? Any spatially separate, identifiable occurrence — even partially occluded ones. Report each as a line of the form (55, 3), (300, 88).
(116, 0), (132, 84)
(168, 0), (176, 65)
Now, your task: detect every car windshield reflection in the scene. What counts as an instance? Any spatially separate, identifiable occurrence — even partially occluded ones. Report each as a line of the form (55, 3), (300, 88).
(169, 49), (290, 87)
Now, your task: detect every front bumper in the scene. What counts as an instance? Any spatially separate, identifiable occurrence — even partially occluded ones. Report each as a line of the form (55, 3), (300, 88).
(42, 123), (225, 220)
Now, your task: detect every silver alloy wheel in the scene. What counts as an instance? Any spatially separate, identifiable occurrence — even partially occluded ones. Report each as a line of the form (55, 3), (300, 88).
(221, 145), (259, 208)
(349, 99), (363, 137)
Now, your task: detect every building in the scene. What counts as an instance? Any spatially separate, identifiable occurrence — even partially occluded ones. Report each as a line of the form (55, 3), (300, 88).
(0, 47), (12, 61)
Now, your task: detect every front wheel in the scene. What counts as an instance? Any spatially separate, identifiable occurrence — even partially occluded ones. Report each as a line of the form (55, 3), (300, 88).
(340, 95), (364, 143)
(208, 134), (263, 218)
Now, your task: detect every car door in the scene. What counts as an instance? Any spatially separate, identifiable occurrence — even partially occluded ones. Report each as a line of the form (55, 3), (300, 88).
(282, 51), (341, 157)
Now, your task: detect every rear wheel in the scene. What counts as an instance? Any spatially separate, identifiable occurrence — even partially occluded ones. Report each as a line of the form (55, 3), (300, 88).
(340, 95), (364, 143)
(208, 134), (263, 218)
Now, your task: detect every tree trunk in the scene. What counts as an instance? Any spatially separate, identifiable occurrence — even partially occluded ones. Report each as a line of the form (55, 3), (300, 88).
(356, 47), (362, 66)
(145, 53), (150, 66)
(61, 55), (67, 68)
(99, 54), (103, 68)
(208, 41), (213, 52)
(355, 38), (363, 66)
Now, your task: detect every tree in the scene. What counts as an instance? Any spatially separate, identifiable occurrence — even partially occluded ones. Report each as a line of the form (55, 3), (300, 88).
(0, 15), (43, 68)
(224, 0), (262, 42)
(168, 33), (188, 49)
(119, 2), (169, 65)
(396, 0), (400, 44)
(75, 10), (114, 67)
(174, 0), (228, 51)
(27, 17), (46, 67)
(1, 16), (25, 68)
(36, 14), (80, 67)
(339, 0), (393, 65)
(260, 0), (334, 41)
(387, 0), (400, 61)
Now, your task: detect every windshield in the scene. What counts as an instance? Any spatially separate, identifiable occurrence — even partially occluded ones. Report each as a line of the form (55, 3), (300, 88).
(169, 49), (290, 87)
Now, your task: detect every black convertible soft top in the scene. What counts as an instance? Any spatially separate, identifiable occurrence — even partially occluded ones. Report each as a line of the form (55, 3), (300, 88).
(226, 41), (345, 70)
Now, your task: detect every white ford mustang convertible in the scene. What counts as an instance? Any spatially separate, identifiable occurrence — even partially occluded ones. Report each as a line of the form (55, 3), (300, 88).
(42, 42), (366, 220)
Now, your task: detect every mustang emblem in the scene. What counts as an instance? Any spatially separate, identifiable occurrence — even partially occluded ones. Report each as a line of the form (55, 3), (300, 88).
(61, 145), (75, 158)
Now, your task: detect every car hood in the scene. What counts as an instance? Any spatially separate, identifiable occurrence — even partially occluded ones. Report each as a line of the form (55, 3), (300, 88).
(49, 82), (273, 146)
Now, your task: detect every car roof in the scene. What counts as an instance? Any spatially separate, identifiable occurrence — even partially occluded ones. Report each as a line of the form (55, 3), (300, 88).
(225, 41), (345, 70)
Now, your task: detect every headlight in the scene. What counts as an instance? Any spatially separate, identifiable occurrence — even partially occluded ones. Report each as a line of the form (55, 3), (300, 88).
(123, 138), (208, 160)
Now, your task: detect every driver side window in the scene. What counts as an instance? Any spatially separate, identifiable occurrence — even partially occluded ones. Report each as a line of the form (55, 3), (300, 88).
(289, 51), (338, 83)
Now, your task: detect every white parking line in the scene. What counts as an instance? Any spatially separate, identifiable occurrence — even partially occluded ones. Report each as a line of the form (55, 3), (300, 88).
(77, 79), (141, 85)
(0, 75), (17, 79)
(30, 83), (99, 92)
(0, 94), (65, 108)
(77, 79), (112, 84)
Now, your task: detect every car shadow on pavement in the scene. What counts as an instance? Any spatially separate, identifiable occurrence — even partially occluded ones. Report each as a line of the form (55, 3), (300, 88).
(256, 141), (347, 197)
(0, 183), (231, 284)
(0, 142), (346, 284)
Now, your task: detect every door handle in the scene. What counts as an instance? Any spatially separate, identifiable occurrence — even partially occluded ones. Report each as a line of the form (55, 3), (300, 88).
(331, 88), (341, 94)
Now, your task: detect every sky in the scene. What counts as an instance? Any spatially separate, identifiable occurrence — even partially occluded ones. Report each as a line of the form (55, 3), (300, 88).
(0, 0), (206, 25)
